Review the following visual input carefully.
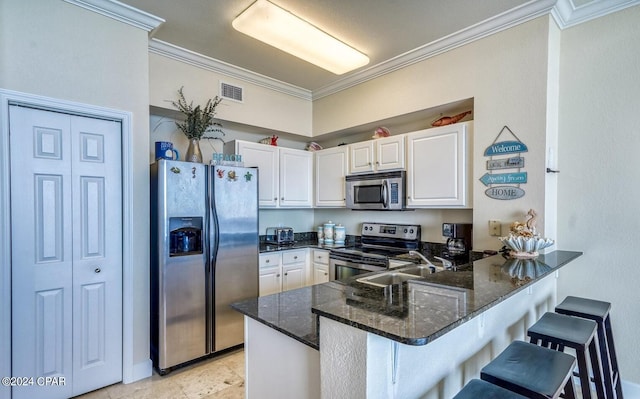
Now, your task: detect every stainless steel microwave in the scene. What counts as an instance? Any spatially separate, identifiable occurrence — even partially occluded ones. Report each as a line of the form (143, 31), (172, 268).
(345, 170), (406, 210)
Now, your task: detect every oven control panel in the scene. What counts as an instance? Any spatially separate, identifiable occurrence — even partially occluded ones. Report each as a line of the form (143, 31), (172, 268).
(360, 223), (420, 240)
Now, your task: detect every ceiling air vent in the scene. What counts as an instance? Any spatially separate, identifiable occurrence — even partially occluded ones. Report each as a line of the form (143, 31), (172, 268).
(220, 82), (243, 102)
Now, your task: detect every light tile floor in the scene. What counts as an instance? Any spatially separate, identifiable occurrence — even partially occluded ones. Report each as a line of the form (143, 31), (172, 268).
(74, 349), (245, 399)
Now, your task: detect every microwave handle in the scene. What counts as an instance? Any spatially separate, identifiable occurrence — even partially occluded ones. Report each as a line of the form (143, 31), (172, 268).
(382, 179), (389, 208)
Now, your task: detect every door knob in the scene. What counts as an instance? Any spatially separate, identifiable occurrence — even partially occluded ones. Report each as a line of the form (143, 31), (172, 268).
(94, 267), (101, 273)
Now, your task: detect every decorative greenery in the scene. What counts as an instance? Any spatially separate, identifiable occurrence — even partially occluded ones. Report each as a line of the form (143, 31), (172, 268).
(172, 86), (223, 140)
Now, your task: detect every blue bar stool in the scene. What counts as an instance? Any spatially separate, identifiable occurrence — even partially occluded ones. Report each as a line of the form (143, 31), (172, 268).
(527, 312), (605, 399)
(454, 379), (529, 399)
(481, 340), (577, 399)
(556, 296), (623, 399)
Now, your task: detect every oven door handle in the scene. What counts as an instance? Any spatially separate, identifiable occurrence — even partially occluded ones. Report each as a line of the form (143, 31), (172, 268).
(331, 258), (386, 272)
(382, 179), (389, 208)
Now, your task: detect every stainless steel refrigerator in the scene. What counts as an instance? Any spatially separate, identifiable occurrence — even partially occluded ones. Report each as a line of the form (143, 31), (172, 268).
(150, 160), (259, 373)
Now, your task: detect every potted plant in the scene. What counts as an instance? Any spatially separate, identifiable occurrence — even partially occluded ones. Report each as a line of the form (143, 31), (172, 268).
(172, 86), (223, 162)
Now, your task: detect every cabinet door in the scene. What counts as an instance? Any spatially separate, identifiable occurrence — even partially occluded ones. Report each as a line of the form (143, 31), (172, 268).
(259, 267), (281, 296)
(314, 146), (348, 207)
(406, 122), (472, 207)
(376, 135), (405, 171)
(279, 148), (313, 207)
(237, 141), (278, 207)
(313, 264), (329, 284)
(349, 141), (374, 174)
(282, 265), (306, 291)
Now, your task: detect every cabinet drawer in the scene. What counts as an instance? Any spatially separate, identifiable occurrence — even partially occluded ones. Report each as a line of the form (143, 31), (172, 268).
(282, 249), (306, 264)
(259, 253), (280, 268)
(312, 250), (329, 265)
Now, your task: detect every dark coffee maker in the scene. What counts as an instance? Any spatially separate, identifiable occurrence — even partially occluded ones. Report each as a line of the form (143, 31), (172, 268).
(442, 223), (472, 255)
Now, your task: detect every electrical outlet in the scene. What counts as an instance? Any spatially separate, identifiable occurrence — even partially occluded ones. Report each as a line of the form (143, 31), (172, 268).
(489, 220), (501, 236)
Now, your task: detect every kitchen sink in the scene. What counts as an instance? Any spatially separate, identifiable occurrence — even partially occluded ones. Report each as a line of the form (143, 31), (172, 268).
(356, 272), (417, 288)
(395, 264), (435, 278)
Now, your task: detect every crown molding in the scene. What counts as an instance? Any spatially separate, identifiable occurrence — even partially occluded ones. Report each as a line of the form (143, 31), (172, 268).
(63, 0), (164, 33)
(551, 0), (640, 28)
(149, 39), (312, 101)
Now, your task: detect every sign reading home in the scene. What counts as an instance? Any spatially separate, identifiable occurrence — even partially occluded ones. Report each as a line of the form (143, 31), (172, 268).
(483, 126), (528, 200)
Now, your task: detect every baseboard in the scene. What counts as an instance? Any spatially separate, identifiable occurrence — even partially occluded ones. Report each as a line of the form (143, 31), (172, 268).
(124, 358), (153, 384)
(623, 379), (640, 399)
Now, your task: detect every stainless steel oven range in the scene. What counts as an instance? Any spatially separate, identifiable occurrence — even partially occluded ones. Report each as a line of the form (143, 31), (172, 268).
(329, 222), (421, 281)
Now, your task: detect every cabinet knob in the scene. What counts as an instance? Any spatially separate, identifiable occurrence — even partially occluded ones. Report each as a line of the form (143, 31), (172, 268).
(281, 197), (284, 200)
(274, 197), (277, 200)
(284, 272), (288, 276)
(94, 267), (101, 273)
(376, 161), (380, 165)
(265, 259), (270, 263)
(294, 256), (298, 259)
(276, 273), (280, 277)
(324, 272), (328, 276)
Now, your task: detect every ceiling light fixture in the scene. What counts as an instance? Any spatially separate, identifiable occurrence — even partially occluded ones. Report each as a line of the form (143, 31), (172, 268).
(232, 0), (369, 75)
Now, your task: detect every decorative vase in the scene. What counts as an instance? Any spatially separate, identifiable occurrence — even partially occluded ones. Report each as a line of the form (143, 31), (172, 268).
(185, 138), (203, 163)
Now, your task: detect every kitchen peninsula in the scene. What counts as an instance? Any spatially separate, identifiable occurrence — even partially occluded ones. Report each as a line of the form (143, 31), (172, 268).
(232, 250), (582, 399)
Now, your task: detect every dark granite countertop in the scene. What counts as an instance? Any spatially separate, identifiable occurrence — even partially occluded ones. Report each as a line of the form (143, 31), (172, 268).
(259, 240), (345, 253)
(231, 250), (582, 350)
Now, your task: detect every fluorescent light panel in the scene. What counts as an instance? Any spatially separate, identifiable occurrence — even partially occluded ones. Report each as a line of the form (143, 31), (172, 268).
(232, 0), (369, 75)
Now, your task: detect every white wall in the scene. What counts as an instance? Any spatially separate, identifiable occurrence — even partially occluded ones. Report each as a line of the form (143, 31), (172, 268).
(557, 5), (640, 384)
(313, 17), (555, 252)
(0, 0), (152, 384)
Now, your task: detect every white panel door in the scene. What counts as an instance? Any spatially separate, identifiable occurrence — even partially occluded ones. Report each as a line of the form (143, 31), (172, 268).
(10, 107), (74, 399)
(279, 148), (312, 207)
(9, 106), (122, 399)
(70, 115), (122, 394)
(376, 135), (405, 171)
(237, 141), (278, 207)
(406, 122), (471, 207)
(314, 146), (348, 207)
(349, 141), (374, 174)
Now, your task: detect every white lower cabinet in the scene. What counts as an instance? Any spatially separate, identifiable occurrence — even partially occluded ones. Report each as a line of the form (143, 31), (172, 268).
(312, 249), (330, 285)
(281, 249), (307, 291)
(259, 249), (309, 296)
(259, 253), (282, 297)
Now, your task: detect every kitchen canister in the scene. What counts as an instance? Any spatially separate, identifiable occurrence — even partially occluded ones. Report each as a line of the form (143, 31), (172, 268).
(323, 221), (335, 244)
(334, 224), (346, 245)
(317, 225), (324, 244)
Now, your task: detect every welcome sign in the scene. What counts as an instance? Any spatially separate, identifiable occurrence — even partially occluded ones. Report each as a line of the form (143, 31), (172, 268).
(483, 126), (528, 200)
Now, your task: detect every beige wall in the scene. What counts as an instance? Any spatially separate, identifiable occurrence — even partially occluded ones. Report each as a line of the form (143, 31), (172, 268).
(0, 0), (151, 380)
(314, 17), (554, 251)
(149, 54), (313, 136)
(557, 5), (640, 384)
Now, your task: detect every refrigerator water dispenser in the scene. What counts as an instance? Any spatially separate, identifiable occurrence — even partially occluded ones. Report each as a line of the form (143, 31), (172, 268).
(169, 217), (203, 256)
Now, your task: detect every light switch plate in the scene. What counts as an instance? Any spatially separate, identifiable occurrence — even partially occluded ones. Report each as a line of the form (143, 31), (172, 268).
(489, 220), (501, 236)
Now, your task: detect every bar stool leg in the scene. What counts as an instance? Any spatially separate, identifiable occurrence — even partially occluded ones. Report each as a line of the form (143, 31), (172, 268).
(605, 317), (624, 399)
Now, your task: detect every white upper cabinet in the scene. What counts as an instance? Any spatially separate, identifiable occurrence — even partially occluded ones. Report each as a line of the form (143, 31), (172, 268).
(349, 135), (405, 174)
(279, 148), (313, 207)
(406, 121), (473, 208)
(226, 140), (312, 208)
(314, 146), (348, 207)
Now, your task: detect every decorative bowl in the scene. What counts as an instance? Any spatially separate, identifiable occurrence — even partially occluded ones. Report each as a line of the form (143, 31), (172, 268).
(498, 235), (554, 258)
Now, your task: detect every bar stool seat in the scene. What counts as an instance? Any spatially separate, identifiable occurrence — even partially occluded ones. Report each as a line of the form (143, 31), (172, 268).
(556, 296), (623, 399)
(454, 379), (529, 399)
(481, 340), (577, 399)
(527, 312), (605, 399)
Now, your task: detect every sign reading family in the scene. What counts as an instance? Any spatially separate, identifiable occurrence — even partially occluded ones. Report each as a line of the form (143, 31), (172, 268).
(482, 126), (528, 200)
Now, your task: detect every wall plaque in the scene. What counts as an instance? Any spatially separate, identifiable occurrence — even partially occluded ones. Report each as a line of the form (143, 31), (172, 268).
(483, 126), (528, 200)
